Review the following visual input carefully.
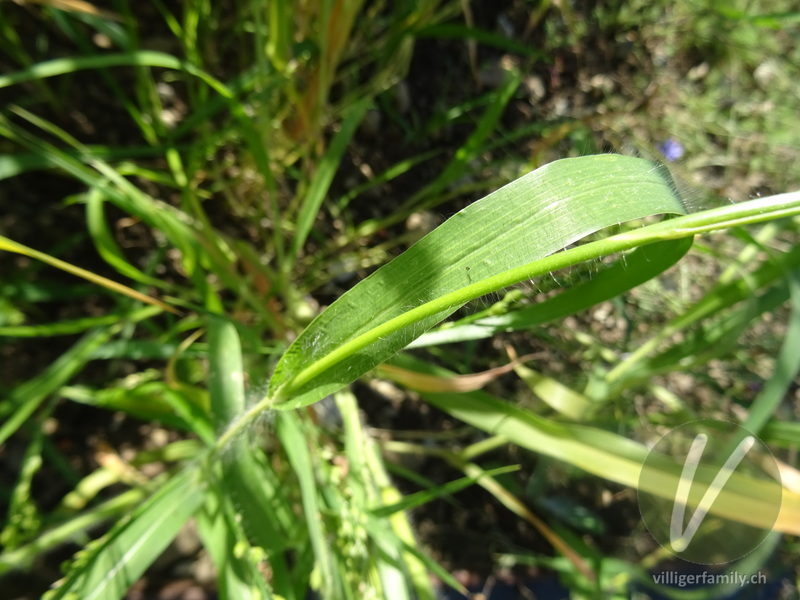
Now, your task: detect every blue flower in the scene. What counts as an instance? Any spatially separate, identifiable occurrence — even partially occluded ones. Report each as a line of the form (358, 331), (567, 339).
(656, 138), (685, 162)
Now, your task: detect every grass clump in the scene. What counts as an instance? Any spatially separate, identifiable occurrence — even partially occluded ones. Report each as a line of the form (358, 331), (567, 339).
(1, 1), (799, 599)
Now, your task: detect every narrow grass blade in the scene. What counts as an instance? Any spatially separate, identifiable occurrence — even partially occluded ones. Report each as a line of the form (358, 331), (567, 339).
(0, 51), (232, 98)
(85, 339), (200, 360)
(2, 105), (282, 318)
(43, 467), (205, 600)
(276, 413), (336, 597)
(763, 420), (800, 447)
(208, 316), (246, 433)
(85, 188), (168, 289)
(287, 96), (371, 268)
(393, 536), (468, 597)
(0, 145), (178, 180)
(0, 314), (122, 337)
(415, 23), (548, 58)
(628, 280), (790, 387)
(196, 485), (275, 600)
(417, 72), (521, 207)
(741, 270), (800, 434)
(0, 327), (114, 445)
(0, 486), (150, 574)
(509, 357), (593, 420)
(445, 455), (595, 582)
(0, 235), (178, 314)
(265, 0), (292, 71)
(61, 381), (214, 442)
(0, 110), (205, 287)
(371, 465), (519, 518)
(608, 242), (800, 386)
(362, 73), (522, 236)
(334, 149), (440, 214)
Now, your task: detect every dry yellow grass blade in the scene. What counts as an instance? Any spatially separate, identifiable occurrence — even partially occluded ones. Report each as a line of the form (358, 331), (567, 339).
(506, 343), (592, 420)
(451, 457), (596, 582)
(377, 353), (540, 393)
(15, 0), (123, 21)
(776, 459), (800, 495)
(0, 235), (179, 315)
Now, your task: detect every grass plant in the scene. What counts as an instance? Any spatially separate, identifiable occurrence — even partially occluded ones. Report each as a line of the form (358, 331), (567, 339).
(1, 1), (799, 599)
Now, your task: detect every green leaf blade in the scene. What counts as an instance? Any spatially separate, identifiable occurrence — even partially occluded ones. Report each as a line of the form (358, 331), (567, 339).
(410, 236), (694, 347)
(208, 316), (246, 434)
(45, 468), (205, 600)
(268, 155), (689, 408)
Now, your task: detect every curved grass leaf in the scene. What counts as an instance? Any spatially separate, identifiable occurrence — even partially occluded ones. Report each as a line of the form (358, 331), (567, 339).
(0, 108), (204, 283)
(0, 51), (231, 98)
(44, 467), (205, 600)
(623, 279), (790, 388)
(267, 155), (690, 409)
(0, 145), (176, 181)
(85, 188), (168, 289)
(60, 381), (213, 442)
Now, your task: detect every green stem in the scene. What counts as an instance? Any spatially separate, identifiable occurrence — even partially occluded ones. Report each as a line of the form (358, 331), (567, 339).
(276, 191), (800, 400)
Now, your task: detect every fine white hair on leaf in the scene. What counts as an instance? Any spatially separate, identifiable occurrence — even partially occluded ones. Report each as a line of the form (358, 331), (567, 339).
(216, 383), (275, 461)
(635, 139), (710, 214)
(245, 382), (270, 408)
